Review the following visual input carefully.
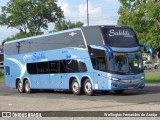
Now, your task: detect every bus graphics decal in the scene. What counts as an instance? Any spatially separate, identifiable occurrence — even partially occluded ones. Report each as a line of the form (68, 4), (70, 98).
(32, 53), (45, 61)
(62, 50), (78, 60)
(6, 55), (32, 78)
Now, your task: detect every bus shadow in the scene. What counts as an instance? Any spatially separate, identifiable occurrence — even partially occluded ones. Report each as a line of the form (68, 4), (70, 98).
(30, 85), (160, 96)
(95, 85), (160, 96)
(2, 83), (159, 97)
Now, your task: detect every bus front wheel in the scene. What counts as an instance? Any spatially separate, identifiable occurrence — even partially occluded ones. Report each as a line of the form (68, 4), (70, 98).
(17, 80), (24, 93)
(71, 79), (81, 95)
(84, 79), (94, 96)
(24, 80), (31, 93)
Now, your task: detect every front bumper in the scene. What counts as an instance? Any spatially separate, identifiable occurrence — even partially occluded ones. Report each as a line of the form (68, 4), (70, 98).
(110, 80), (145, 90)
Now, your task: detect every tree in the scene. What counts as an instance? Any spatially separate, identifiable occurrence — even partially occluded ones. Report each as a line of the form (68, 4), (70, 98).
(2, 32), (33, 45)
(53, 20), (83, 32)
(118, 0), (160, 57)
(0, 0), (64, 35)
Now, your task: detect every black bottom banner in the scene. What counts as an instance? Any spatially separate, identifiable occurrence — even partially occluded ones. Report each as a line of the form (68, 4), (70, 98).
(0, 111), (159, 117)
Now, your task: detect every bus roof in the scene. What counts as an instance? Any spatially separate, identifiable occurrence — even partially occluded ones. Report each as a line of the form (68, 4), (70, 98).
(4, 25), (139, 55)
(4, 28), (81, 45)
(4, 25), (129, 45)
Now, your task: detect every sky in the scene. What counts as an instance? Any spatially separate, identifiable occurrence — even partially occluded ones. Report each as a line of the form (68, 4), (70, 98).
(0, 0), (121, 44)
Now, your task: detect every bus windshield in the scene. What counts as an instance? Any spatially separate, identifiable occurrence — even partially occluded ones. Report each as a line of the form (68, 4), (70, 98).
(108, 51), (143, 74)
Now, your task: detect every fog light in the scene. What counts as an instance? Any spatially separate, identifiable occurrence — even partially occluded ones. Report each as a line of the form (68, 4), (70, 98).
(112, 83), (117, 88)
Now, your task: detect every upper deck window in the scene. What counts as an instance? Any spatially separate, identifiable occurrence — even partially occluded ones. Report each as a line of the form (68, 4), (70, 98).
(5, 30), (86, 55)
(101, 27), (139, 47)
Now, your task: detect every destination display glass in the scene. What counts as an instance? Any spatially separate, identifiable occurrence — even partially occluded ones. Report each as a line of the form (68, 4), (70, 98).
(101, 27), (139, 47)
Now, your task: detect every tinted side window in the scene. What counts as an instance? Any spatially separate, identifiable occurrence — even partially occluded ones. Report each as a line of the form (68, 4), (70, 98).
(27, 63), (37, 74)
(60, 60), (66, 73)
(49, 61), (58, 73)
(27, 60), (87, 74)
(79, 61), (87, 72)
(91, 58), (97, 69)
(5, 30), (86, 55)
(37, 62), (49, 74)
(91, 57), (107, 72)
(66, 60), (79, 73)
(97, 57), (107, 71)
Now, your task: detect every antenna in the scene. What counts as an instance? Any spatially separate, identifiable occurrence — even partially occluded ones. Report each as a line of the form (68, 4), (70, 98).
(87, 0), (89, 26)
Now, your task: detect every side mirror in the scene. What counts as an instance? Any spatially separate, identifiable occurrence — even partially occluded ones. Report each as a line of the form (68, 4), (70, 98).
(101, 45), (113, 59)
(90, 45), (114, 59)
(139, 44), (154, 57)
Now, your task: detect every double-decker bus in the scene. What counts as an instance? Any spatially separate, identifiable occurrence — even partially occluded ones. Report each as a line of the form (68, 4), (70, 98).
(4, 25), (153, 96)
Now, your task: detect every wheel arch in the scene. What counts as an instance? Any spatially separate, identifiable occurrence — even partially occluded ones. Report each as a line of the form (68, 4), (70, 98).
(81, 75), (94, 89)
(16, 78), (21, 89)
(69, 76), (80, 90)
(23, 77), (31, 88)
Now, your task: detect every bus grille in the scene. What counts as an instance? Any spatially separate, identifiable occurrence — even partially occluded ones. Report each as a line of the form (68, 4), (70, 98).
(119, 79), (141, 83)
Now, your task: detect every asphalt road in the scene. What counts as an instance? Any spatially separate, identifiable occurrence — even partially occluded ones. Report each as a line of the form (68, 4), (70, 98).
(1, 82), (160, 120)
(0, 82), (160, 111)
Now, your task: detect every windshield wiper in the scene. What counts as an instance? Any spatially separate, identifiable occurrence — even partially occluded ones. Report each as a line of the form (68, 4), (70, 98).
(110, 71), (127, 75)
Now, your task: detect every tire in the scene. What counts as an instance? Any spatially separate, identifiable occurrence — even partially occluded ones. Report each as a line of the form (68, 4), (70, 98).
(24, 80), (32, 93)
(17, 80), (24, 93)
(71, 79), (81, 95)
(144, 66), (147, 70)
(155, 65), (158, 69)
(114, 90), (124, 94)
(84, 79), (94, 96)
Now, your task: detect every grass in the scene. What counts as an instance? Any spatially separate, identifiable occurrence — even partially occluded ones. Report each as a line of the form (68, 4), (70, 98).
(145, 71), (160, 83)
(0, 76), (4, 83)
(0, 68), (4, 83)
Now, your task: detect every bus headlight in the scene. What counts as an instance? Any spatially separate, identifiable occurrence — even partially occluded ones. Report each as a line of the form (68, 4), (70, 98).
(102, 74), (120, 81)
(107, 76), (120, 81)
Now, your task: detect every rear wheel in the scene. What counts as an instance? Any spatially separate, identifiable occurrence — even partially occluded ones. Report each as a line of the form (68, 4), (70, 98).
(17, 80), (24, 93)
(84, 79), (94, 96)
(71, 79), (81, 95)
(24, 80), (31, 93)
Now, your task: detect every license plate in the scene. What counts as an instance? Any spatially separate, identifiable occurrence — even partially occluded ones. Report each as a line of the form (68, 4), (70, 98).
(128, 86), (134, 90)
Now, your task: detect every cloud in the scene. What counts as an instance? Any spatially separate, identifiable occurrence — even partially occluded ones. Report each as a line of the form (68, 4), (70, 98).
(78, 2), (102, 15)
(0, 0), (119, 43)
(59, 2), (77, 20)
(58, 1), (117, 26)
(102, 0), (117, 2)
(0, 26), (19, 43)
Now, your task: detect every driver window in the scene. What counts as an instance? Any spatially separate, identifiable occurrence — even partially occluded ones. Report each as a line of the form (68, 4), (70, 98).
(97, 57), (107, 71)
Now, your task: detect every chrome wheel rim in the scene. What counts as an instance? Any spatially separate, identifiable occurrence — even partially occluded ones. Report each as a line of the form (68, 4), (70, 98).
(85, 82), (92, 93)
(18, 82), (23, 92)
(25, 82), (30, 92)
(72, 82), (79, 92)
